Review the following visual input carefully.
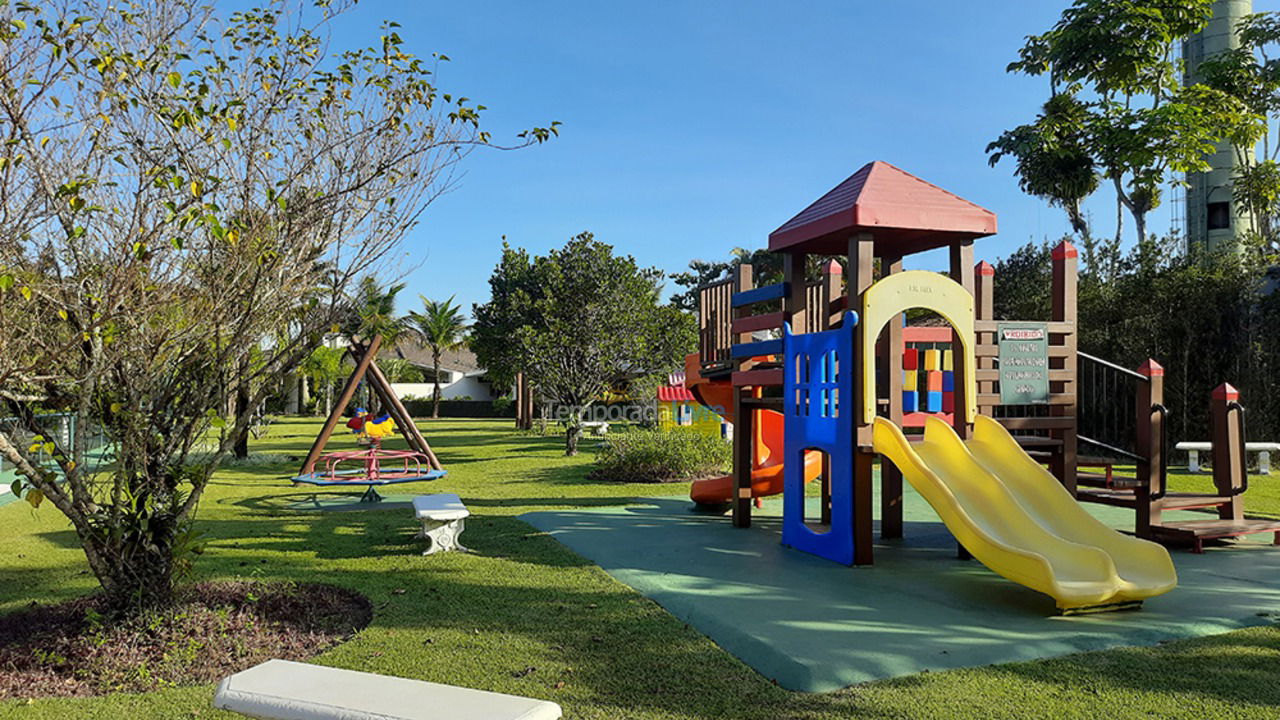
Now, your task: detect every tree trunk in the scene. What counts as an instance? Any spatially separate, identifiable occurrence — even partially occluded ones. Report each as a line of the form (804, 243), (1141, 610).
(82, 500), (180, 613)
(432, 349), (442, 419)
(1134, 211), (1147, 246)
(232, 356), (251, 459)
(565, 424), (582, 456)
(1115, 194), (1124, 246)
(565, 407), (584, 456)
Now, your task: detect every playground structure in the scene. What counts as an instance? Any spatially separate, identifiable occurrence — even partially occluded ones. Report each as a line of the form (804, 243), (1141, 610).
(293, 336), (445, 501)
(655, 373), (726, 439)
(687, 160), (1280, 610)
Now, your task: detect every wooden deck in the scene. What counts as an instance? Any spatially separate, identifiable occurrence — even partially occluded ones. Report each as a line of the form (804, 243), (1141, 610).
(1076, 489), (1238, 511)
(1150, 518), (1280, 553)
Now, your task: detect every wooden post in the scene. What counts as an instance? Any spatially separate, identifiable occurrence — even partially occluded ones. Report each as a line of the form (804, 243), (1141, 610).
(364, 356), (442, 471)
(1135, 360), (1165, 538)
(974, 261), (994, 322)
(734, 264), (754, 347)
(816, 259), (844, 524)
(974, 261), (995, 407)
(732, 390), (754, 528)
(300, 335), (382, 475)
(823, 259), (843, 329)
(949, 241), (975, 440)
(1210, 383), (1246, 522)
(783, 252), (807, 335)
(847, 232), (876, 565)
(879, 254), (904, 540)
(515, 372), (529, 430)
(1050, 240), (1079, 494)
(731, 264), (754, 528)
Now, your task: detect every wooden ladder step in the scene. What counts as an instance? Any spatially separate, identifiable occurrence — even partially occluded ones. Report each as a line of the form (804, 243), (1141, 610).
(1075, 488), (1138, 508)
(732, 368), (783, 387)
(1075, 471), (1143, 490)
(1077, 455), (1119, 467)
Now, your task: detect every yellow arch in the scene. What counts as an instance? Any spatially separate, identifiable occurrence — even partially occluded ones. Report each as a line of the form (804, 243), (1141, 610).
(861, 271), (977, 425)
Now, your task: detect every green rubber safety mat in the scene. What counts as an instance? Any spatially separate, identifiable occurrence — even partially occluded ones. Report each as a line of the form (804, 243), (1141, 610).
(523, 487), (1280, 692)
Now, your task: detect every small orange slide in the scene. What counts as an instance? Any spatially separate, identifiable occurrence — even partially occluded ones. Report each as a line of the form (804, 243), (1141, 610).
(684, 354), (822, 505)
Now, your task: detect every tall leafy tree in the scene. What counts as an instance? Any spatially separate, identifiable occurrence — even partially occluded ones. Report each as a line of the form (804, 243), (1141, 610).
(408, 295), (469, 418)
(473, 233), (696, 454)
(992, 0), (1262, 243)
(301, 345), (347, 417)
(0, 0), (556, 611)
(987, 94), (1099, 238)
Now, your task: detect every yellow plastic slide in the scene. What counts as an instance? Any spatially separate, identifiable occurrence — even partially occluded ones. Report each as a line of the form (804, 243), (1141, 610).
(873, 415), (1177, 610)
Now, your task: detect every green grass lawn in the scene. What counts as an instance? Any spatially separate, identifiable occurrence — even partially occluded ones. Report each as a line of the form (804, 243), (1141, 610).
(2, 418), (1279, 719)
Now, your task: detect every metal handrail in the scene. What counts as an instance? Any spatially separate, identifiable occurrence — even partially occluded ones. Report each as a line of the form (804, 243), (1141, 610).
(1077, 435), (1144, 462)
(1152, 403), (1170, 501)
(1078, 352), (1149, 381)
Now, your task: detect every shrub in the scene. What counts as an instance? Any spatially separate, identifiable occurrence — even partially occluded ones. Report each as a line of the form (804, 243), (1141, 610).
(590, 428), (730, 483)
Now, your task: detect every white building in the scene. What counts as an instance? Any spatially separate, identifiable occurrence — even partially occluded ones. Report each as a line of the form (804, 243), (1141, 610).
(382, 342), (499, 402)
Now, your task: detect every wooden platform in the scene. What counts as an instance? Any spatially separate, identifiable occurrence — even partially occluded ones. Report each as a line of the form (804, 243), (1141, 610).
(1149, 519), (1280, 554)
(1076, 489), (1237, 511)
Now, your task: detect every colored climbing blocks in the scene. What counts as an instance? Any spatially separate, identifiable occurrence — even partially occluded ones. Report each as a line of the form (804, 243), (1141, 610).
(942, 371), (955, 392)
(903, 390), (919, 413)
(942, 349), (954, 372)
(925, 371), (943, 393)
(903, 370), (918, 391)
(903, 348), (919, 371)
(925, 391), (943, 413)
(942, 392), (955, 414)
(923, 349), (941, 371)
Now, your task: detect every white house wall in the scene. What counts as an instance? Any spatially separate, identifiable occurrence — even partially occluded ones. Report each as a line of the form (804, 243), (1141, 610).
(391, 375), (497, 402)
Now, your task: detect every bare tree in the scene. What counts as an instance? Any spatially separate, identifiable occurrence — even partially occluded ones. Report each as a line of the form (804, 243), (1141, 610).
(0, 0), (556, 610)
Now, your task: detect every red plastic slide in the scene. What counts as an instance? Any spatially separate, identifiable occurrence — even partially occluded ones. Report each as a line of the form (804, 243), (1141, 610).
(683, 354), (822, 505)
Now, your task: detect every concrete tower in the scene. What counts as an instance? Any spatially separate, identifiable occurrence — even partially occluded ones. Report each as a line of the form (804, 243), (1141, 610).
(1184, 0), (1254, 253)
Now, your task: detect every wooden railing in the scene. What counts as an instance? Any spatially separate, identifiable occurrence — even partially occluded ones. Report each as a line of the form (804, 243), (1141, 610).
(698, 277), (735, 372)
(697, 261), (845, 378)
(729, 271), (787, 387)
(972, 247), (1081, 491)
(803, 265), (843, 334)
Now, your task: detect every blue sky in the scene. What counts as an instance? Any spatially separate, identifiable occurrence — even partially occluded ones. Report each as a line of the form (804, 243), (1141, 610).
(326, 1), (1266, 316)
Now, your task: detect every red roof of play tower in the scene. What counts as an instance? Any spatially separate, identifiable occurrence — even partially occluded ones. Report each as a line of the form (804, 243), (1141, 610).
(768, 161), (997, 256)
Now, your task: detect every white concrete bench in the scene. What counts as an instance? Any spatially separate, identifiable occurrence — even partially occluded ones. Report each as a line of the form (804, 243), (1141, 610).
(1176, 441), (1280, 475)
(413, 493), (470, 555)
(581, 421), (609, 436)
(214, 659), (562, 720)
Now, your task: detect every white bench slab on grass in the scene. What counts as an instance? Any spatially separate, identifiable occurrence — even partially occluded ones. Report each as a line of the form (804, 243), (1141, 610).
(214, 659), (562, 720)
(1176, 442), (1280, 475)
(581, 421), (609, 436)
(413, 493), (469, 555)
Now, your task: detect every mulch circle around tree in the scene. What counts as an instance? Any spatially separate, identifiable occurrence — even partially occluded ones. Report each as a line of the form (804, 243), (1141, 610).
(0, 581), (372, 699)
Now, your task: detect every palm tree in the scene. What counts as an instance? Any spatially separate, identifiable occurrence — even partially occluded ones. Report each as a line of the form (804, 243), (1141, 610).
(348, 277), (410, 344)
(408, 295), (469, 418)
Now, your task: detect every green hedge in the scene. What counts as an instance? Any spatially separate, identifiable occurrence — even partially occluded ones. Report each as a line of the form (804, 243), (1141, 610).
(401, 400), (516, 418)
(590, 427), (730, 483)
